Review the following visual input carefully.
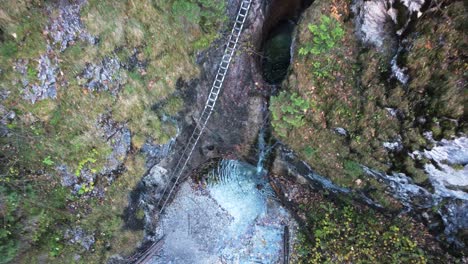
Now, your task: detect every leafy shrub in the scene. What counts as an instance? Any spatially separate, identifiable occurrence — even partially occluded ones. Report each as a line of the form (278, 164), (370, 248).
(0, 239), (18, 264)
(299, 15), (344, 56)
(296, 201), (428, 263)
(298, 15), (344, 79)
(270, 91), (311, 137)
(0, 187), (20, 264)
(42, 156), (54, 166)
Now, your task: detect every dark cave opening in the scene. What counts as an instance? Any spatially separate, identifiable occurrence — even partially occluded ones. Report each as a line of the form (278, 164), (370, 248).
(259, 0), (313, 85)
(262, 20), (294, 84)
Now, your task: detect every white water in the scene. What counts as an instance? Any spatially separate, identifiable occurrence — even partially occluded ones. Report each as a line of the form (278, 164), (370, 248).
(153, 160), (295, 263)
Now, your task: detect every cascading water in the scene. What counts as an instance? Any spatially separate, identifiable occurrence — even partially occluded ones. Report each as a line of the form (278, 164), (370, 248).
(153, 158), (294, 263)
(256, 127), (267, 175)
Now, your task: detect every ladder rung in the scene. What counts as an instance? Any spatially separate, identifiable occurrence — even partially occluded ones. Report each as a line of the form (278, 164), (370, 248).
(189, 134), (198, 142)
(208, 93), (217, 100)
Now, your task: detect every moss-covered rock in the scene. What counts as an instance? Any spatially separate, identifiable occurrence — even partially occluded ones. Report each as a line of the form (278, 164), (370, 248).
(271, 0), (465, 193)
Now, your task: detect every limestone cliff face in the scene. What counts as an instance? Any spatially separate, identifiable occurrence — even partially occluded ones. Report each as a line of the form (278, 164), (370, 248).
(139, 0), (285, 239)
(274, 0), (467, 249)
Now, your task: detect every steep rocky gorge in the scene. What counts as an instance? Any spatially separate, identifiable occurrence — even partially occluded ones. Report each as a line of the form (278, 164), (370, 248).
(134, 0), (467, 260)
(0, 0), (466, 262)
(271, 0), (467, 254)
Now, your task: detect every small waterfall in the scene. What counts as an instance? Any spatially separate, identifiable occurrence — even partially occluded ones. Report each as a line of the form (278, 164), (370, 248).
(256, 127), (267, 175)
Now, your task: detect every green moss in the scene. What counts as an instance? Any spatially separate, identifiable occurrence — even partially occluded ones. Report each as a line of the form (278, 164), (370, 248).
(298, 15), (344, 57)
(294, 200), (429, 263)
(343, 160), (364, 180)
(0, 40), (18, 59)
(270, 91), (311, 137)
(276, 0), (465, 193)
(1, 0), (222, 262)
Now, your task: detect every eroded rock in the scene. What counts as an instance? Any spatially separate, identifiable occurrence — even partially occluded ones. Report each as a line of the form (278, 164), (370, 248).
(64, 227), (95, 251)
(47, 0), (96, 52)
(81, 57), (125, 95)
(23, 51), (59, 103)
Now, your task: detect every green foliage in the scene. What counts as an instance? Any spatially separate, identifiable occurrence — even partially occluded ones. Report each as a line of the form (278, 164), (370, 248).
(0, 239), (18, 264)
(0, 187), (20, 263)
(343, 159), (363, 179)
(42, 156), (54, 166)
(172, 0), (226, 31)
(299, 15), (344, 56)
(0, 183), (69, 262)
(192, 32), (218, 50)
(78, 182), (95, 195)
(75, 149), (99, 176)
(270, 91), (311, 137)
(296, 201), (427, 263)
(31, 210), (52, 243)
(303, 146), (317, 158)
(161, 96), (184, 116)
(27, 65), (38, 80)
(48, 234), (64, 257)
(172, 0), (201, 23)
(0, 41), (18, 60)
(298, 15), (344, 80)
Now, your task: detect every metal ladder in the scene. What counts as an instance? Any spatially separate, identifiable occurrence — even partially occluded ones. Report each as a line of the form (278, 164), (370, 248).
(155, 0), (253, 214)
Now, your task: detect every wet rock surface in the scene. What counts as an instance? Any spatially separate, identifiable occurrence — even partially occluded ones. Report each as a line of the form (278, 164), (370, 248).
(141, 138), (176, 169)
(133, 0), (303, 257)
(152, 161), (296, 263)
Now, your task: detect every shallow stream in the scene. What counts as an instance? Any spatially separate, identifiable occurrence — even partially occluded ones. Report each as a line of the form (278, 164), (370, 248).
(152, 160), (296, 263)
